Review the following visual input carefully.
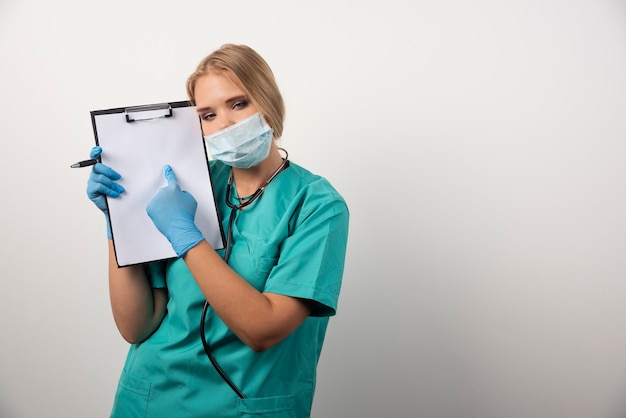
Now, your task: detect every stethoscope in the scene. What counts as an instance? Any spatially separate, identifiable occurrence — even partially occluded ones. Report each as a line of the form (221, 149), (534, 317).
(200, 150), (290, 399)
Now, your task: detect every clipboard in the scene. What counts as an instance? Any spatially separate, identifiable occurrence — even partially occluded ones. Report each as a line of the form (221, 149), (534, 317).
(91, 101), (225, 267)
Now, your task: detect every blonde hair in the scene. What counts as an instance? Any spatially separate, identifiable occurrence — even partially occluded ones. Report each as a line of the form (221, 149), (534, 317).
(186, 44), (285, 139)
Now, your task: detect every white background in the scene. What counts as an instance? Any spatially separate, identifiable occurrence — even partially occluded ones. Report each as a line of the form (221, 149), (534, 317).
(1, 1), (626, 417)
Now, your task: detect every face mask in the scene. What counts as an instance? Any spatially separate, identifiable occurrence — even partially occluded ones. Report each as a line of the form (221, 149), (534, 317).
(204, 113), (273, 169)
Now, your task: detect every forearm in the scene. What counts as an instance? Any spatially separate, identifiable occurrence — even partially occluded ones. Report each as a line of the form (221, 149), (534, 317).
(183, 240), (312, 352)
(108, 240), (167, 343)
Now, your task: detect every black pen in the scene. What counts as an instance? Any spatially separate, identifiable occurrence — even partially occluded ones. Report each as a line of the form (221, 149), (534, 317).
(70, 158), (98, 168)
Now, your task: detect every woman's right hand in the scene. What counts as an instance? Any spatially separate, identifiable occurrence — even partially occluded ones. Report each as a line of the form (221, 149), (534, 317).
(86, 146), (125, 237)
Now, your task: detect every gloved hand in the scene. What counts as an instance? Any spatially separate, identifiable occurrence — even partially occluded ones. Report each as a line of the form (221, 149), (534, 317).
(86, 146), (125, 238)
(146, 165), (204, 257)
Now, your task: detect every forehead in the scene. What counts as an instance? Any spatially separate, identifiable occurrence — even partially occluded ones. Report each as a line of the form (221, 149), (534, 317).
(194, 72), (245, 107)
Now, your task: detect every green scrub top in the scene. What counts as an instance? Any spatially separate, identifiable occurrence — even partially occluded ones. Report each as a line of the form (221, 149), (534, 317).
(110, 160), (349, 418)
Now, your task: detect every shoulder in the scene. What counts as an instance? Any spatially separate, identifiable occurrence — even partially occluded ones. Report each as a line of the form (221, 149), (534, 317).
(209, 159), (230, 183)
(279, 161), (348, 213)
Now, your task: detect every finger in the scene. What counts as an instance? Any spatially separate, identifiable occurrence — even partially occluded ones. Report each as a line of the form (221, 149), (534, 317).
(89, 146), (102, 159)
(89, 172), (125, 195)
(88, 178), (124, 198)
(92, 162), (122, 180)
(164, 164), (178, 187)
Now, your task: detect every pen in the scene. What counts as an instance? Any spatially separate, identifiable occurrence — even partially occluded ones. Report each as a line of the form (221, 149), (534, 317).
(70, 158), (98, 168)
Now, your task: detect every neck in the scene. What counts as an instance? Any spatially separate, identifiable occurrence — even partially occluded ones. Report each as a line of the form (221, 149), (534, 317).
(232, 144), (287, 197)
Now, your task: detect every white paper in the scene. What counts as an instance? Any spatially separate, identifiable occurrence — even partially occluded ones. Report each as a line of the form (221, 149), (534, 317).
(93, 103), (224, 267)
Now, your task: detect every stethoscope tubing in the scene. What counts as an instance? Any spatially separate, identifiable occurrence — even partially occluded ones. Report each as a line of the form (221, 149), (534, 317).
(200, 156), (290, 399)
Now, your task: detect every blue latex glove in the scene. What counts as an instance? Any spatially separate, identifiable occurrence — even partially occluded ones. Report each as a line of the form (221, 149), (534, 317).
(146, 165), (204, 257)
(86, 146), (125, 238)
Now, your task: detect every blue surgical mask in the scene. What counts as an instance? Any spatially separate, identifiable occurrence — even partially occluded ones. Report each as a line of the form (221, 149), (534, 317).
(204, 113), (273, 169)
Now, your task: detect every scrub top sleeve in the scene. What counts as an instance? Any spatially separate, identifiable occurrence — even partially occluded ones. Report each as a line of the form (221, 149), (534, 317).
(265, 197), (349, 317)
(143, 260), (167, 288)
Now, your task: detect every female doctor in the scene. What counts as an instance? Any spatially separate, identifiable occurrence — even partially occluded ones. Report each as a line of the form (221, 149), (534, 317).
(86, 43), (350, 417)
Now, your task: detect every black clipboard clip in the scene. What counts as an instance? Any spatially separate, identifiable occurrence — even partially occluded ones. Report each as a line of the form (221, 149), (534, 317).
(125, 103), (173, 123)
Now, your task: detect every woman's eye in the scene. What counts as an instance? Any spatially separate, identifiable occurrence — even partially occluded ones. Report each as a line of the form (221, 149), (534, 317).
(201, 113), (216, 121)
(233, 100), (248, 110)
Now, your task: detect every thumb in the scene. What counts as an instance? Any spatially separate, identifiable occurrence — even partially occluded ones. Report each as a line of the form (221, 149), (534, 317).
(164, 164), (179, 187)
(90, 146), (102, 159)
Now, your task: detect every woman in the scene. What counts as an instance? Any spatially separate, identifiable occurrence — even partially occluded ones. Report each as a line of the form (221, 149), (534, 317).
(86, 44), (349, 417)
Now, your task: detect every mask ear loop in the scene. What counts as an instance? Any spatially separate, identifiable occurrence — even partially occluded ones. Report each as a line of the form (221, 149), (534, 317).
(199, 149), (289, 399)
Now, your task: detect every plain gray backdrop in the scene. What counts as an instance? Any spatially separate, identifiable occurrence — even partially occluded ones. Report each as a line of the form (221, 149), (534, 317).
(2, 1), (626, 417)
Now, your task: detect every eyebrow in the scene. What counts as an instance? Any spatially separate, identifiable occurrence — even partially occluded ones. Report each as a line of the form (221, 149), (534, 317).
(196, 95), (248, 114)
